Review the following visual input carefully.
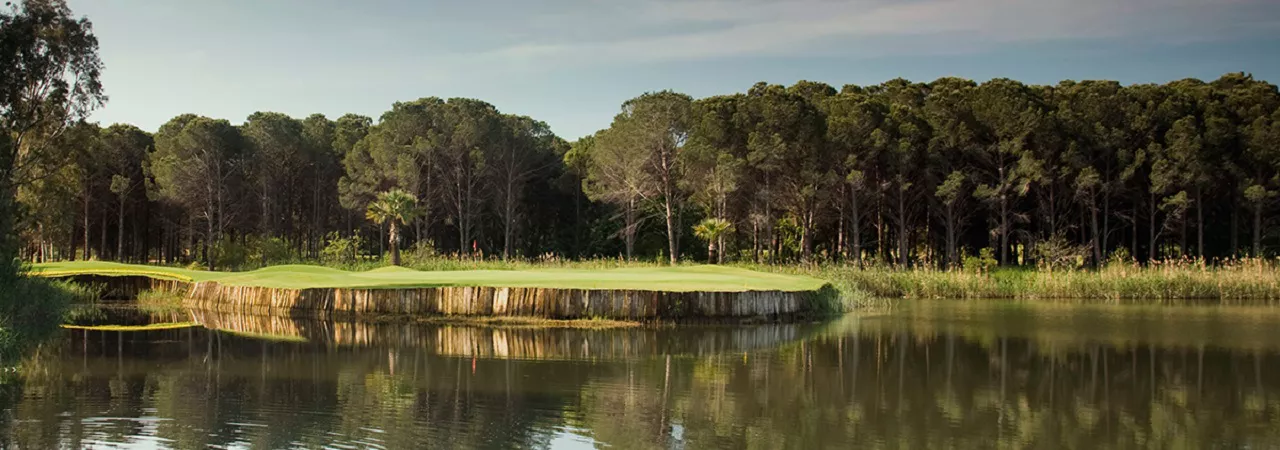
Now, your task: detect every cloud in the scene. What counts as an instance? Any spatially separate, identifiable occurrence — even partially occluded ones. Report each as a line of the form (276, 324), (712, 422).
(460, 0), (1279, 68)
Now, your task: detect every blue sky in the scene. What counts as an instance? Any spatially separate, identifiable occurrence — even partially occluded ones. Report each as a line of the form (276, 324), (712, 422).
(70, 0), (1280, 140)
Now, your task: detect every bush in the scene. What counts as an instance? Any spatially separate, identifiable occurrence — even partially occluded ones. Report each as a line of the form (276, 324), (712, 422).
(1035, 234), (1088, 271)
(211, 237), (249, 269)
(402, 240), (439, 266)
(251, 236), (292, 265)
(963, 248), (998, 274)
(321, 232), (364, 265)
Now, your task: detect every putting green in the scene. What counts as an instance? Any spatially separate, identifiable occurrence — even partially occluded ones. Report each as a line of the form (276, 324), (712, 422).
(31, 261), (827, 292)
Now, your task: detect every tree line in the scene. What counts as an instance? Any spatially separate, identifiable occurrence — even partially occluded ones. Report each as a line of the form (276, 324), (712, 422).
(13, 74), (1280, 268)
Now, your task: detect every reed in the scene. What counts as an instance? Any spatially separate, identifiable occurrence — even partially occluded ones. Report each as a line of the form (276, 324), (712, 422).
(776, 257), (1280, 304)
(135, 285), (190, 314)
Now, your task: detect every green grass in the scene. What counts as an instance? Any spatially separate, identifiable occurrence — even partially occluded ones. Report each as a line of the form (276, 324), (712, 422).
(30, 261), (828, 293)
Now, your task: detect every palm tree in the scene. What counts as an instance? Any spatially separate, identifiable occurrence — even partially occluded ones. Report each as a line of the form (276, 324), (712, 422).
(366, 189), (421, 266)
(693, 218), (733, 264)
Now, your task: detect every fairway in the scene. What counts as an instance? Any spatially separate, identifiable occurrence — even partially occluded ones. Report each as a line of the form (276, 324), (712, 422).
(32, 261), (828, 293)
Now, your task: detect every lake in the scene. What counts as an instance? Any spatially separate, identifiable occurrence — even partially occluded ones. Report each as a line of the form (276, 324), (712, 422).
(3, 301), (1279, 449)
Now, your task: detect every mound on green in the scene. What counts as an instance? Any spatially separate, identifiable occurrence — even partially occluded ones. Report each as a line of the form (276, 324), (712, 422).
(31, 261), (828, 293)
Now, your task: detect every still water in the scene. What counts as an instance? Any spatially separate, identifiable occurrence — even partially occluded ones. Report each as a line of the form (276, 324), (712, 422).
(3, 301), (1280, 449)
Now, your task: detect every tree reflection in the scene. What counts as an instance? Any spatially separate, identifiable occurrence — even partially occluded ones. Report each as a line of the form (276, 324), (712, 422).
(2, 305), (1279, 449)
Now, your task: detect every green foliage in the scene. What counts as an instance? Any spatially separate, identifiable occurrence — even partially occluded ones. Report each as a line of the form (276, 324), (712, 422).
(962, 248), (998, 274)
(1035, 234), (1089, 271)
(321, 232), (365, 265)
(251, 236), (292, 265)
(1106, 247), (1136, 270)
(401, 240), (439, 267)
(210, 238), (249, 269)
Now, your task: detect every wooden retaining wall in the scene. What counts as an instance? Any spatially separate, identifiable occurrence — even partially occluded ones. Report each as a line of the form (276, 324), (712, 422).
(184, 281), (813, 320)
(49, 275), (821, 320)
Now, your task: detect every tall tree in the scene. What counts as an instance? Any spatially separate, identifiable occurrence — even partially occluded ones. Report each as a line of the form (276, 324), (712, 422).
(683, 95), (745, 261)
(970, 79), (1045, 264)
(151, 115), (245, 267)
(490, 115), (555, 259)
(242, 112), (306, 240)
(922, 77), (980, 268)
(99, 124), (151, 260)
(1243, 107), (1280, 256)
(586, 91), (692, 263)
(0, 0), (104, 279)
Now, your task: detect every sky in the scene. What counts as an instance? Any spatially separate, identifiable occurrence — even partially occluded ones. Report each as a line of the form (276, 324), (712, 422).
(69, 0), (1280, 140)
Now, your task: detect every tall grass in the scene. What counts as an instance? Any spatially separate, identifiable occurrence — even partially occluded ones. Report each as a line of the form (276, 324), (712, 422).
(773, 257), (1280, 304)
(135, 286), (188, 314)
(0, 277), (92, 361)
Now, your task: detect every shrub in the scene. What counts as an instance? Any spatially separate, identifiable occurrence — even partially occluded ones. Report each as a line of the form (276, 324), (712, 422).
(321, 232), (364, 265)
(963, 248), (998, 274)
(1035, 234), (1088, 271)
(211, 238), (249, 269)
(251, 236), (292, 265)
(402, 240), (439, 266)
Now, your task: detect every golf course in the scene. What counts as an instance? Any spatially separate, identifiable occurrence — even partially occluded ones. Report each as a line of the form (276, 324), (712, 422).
(33, 261), (835, 320)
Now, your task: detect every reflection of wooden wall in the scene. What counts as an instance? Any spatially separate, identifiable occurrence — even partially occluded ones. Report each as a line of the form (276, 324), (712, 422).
(188, 309), (806, 360)
(189, 308), (308, 340)
(185, 282), (810, 319)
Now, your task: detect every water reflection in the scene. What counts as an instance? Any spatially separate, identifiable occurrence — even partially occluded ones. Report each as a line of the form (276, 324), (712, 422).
(3, 302), (1279, 448)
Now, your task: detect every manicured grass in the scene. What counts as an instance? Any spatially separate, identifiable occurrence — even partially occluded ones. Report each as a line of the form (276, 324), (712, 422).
(31, 261), (828, 293)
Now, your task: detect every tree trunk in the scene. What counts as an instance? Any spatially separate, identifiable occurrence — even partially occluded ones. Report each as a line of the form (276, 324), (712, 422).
(389, 221), (401, 266)
(897, 189), (908, 267)
(999, 194), (1009, 265)
(117, 195), (126, 261)
(624, 197), (636, 261)
(1253, 204), (1263, 257)
(1230, 201), (1239, 257)
(945, 204), (957, 269)
(836, 201), (845, 259)
(1196, 188), (1204, 258)
(100, 209), (108, 260)
(851, 188), (861, 268)
(504, 180), (514, 260)
(1148, 193), (1157, 261)
(1102, 192), (1111, 257)
(1090, 192), (1101, 266)
(665, 197), (677, 265)
(801, 209), (815, 263)
(82, 188), (90, 261)
(205, 212), (215, 270)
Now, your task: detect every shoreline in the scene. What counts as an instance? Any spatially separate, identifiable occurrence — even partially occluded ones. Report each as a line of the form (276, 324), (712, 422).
(34, 261), (838, 322)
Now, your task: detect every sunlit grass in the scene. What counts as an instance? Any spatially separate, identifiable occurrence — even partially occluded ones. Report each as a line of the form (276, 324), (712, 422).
(61, 322), (199, 331)
(30, 261), (828, 292)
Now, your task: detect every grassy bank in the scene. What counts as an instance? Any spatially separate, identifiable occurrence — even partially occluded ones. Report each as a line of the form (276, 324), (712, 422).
(31, 261), (826, 292)
(758, 258), (1280, 304)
